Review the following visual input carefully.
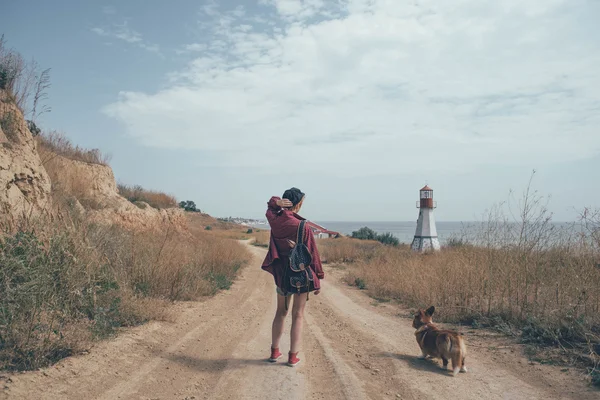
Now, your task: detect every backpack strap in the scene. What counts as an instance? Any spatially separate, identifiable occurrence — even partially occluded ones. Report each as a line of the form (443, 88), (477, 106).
(297, 220), (306, 246)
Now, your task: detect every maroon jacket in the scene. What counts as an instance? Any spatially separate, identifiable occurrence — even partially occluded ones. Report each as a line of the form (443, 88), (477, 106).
(261, 196), (324, 291)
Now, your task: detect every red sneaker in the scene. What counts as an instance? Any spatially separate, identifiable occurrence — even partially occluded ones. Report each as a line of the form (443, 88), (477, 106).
(287, 352), (301, 367)
(269, 348), (282, 362)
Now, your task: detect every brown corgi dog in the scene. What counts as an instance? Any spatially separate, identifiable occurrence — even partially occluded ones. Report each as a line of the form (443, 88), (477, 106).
(412, 306), (467, 376)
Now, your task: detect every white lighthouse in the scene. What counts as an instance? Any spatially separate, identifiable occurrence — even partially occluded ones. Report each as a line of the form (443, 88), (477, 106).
(411, 185), (441, 252)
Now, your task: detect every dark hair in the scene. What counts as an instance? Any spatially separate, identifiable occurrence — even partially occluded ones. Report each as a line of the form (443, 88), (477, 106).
(282, 187), (305, 206)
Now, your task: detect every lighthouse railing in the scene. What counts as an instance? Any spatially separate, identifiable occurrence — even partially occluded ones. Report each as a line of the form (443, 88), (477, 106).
(417, 200), (438, 208)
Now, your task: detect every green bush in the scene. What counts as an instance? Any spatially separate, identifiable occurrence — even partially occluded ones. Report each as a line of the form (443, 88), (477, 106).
(376, 232), (399, 246)
(205, 225), (212, 230)
(246, 228), (253, 234)
(351, 227), (378, 240)
(351, 227), (398, 246)
(355, 277), (367, 290)
(179, 200), (200, 212)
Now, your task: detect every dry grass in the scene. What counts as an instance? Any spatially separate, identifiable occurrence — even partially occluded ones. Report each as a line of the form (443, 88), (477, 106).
(117, 183), (177, 210)
(37, 131), (111, 165)
(320, 237), (600, 383)
(325, 243), (600, 327)
(251, 230), (270, 248)
(318, 237), (388, 263)
(36, 131), (113, 209)
(0, 208), (250, 371)
(38, 144), (96, 209)
(318, 177), (600, 385)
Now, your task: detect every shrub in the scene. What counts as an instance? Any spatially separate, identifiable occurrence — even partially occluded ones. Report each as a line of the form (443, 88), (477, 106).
(351, 227), (377, 240)
(246, 228), (253, 234)
(355, 277), (367, 290)
(376, 232), (399, 246)
(179, 200), (199, 212)
(205, 225), (212, 230)
(0, 111), (19, 142)
(118, 183), (177, 209)
(351, 227), (399, 246)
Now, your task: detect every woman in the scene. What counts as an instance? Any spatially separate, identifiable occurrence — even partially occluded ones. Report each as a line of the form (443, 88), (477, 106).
(262, 187), (324, 367)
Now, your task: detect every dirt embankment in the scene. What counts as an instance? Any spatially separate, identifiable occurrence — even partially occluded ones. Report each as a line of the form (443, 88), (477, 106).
(0, 90), (52, 217)
(1, 87), (185, 231)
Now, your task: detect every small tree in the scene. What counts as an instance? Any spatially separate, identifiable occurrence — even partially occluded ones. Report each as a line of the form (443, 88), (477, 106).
(179, 200), (199, 212)
(351, 227), (378, 240)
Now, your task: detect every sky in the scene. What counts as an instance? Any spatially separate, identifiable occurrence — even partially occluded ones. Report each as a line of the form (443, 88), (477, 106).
(2, 0), (599, 222)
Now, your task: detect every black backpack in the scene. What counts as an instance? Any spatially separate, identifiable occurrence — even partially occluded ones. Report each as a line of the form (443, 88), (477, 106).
(282, 220), (314, 308)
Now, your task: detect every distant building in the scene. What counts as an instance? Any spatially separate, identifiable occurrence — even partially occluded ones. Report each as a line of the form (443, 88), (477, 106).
(306, 221), (340, 239)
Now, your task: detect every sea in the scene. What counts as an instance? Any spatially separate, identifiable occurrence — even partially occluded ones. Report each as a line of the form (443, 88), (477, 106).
(251, 221), (476, 244)
(249, 220), (580, 245)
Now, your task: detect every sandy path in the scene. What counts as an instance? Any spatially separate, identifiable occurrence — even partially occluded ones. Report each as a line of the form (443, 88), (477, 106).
(1, 243), (596, 400)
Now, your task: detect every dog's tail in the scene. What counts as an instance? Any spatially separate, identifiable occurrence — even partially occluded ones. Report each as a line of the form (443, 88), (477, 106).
(450, 335), (467, 377)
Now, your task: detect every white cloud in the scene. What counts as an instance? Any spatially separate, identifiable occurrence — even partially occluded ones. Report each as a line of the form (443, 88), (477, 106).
(92, 22), (160, 53)
(104, 0), (600, 176)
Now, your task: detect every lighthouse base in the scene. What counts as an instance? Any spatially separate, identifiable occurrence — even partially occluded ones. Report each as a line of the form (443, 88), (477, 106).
(411, 236), (441, 252)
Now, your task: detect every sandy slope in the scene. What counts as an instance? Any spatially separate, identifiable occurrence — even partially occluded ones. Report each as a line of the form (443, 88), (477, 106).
(2, 243), (597, 400)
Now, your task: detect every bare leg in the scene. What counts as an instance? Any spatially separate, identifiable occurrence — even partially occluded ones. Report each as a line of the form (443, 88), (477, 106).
(290, 292), (308, 353)
(271, 294), (288, 349)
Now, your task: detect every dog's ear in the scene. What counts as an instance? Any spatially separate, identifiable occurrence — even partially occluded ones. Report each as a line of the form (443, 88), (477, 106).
(425, 306), (435, 316)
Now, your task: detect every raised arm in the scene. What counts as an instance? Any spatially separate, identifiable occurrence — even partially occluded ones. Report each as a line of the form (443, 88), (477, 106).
(266, 196), (293, 224)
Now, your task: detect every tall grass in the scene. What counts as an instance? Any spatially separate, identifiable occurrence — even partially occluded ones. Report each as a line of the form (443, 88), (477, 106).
(117, 183), (177, 209)
(318, 237), (387, 263)
(36, 131), (107, 209)
(37, 131), (111, 165)
(0, 211), (249, 371)
(251, 230), (270, 248)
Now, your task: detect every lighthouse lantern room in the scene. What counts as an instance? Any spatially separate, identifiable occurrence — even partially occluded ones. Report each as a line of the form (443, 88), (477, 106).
(411, 185), (441, 252)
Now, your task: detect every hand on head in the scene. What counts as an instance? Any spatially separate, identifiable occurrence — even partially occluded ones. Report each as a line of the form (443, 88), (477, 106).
(277, 198), (294, 208)
(278, 187), (305, 213)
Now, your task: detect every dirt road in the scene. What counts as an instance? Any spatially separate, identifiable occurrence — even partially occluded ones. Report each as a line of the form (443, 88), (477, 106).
(2, 243), (597, 400)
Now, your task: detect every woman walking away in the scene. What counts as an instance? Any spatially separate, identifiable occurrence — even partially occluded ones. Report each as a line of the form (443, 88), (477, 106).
(262, 187), (324, 367)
